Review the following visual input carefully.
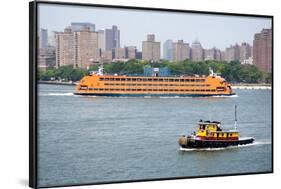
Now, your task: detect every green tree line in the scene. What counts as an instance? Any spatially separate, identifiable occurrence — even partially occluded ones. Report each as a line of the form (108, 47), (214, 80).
(39, 59), (270, 83)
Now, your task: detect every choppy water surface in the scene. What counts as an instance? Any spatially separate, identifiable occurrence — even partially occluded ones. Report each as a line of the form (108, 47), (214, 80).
(38, 84), (272, 187)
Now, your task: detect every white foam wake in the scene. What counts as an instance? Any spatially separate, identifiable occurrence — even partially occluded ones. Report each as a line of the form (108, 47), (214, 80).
(210, 94), (239, 98)
(40, 92), (74, 96)
(158, 95), (238, 99)
(179, 141), (271, 152)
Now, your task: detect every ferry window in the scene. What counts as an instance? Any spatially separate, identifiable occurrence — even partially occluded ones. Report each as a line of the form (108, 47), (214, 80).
(104, 78), (109, 81)
(175, 79), (179, 82)
(148, 78), (152, 81)
(126, 78), (131, 81)
(99, 78), (104, 81)
(158, 78), (163, 81)
(169, 79), (174, 82)
(191, 79), (195, 82)
(143, 78), (147, 82)
(121, 78), (126, 81)
(115, 78), (120, 81)
(153, 78), (158, 81)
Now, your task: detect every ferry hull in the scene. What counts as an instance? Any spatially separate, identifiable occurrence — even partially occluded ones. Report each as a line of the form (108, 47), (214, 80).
(179, 136), (254, 149)
(74, 92), (236, 97)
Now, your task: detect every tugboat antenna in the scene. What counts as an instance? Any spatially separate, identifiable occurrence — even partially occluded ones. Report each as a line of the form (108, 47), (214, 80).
(234, 105), (237, 130)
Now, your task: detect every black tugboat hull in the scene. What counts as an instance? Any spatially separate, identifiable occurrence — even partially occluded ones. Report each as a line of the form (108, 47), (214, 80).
(179, 137), (254, 149)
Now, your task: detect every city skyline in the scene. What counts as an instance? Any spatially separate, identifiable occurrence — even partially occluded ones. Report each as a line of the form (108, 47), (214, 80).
(39, 4), (271, 51)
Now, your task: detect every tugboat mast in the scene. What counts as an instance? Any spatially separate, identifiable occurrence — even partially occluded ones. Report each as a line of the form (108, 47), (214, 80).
(234, 105), (238, 130)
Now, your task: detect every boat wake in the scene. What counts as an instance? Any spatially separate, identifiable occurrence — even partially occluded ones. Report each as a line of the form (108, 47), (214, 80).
(210, 94), (239, 98)
(73, 95), (239, 99)
(159, 95), (239, 99)
(179, 141), (271, 152)
(40, 92), (74, 96)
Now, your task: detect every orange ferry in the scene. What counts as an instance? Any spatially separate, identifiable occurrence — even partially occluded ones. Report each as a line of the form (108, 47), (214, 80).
(74, 66), (234, 97)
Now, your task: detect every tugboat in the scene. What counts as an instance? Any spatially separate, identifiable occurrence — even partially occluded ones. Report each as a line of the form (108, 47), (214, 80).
(178, 105), (254, 149)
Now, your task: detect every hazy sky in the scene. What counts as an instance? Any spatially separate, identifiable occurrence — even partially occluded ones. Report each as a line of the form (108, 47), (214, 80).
(39, 3), (271, 51)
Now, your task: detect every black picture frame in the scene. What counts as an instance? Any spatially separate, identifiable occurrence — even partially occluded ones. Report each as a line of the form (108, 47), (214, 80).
(29, 1), (274, 188)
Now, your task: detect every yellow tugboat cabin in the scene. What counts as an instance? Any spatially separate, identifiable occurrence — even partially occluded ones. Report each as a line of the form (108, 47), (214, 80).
(195, 121), (239, 140)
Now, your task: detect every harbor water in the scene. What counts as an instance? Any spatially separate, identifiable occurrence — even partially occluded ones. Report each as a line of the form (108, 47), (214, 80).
(38, 84), (272, 187)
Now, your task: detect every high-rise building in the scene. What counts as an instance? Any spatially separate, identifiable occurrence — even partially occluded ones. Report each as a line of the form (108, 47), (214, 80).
(48, 31), (58, 47)
(204, 47), (221, 61)
(38, 47), (56, 71)
(126, 46), (137, 59)
(101, 50), (113, 63)
(240, 42), (252, 62)
(105, 25), (120, 51)
(97, 30), (105, 51)
(163, 40), (173, 61)
(142, 34), (160, 62)
(253, 28), (272, 73)
(172, 40), (190, 62)
(215, 49), (222, 61)
(40, 28), (48, 48)
(223, 44), (240, 62)
(147, 34), (155, 42)
(114, 47), (126, 59)
(136, 51), (142, 59)
(75, 27), (99, 69)
(191, 40), (204, 62)
(56, 26), (100, 69)
(71, 22), (95, 32)
(56, 27), (75, 68)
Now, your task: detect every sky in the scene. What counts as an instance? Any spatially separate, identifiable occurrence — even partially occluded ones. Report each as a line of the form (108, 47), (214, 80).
(39, 3), (272, 51)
